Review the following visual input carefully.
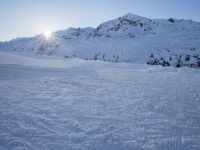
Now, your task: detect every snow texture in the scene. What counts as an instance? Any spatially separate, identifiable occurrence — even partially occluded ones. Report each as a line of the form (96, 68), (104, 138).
(0, 53), (200, 149)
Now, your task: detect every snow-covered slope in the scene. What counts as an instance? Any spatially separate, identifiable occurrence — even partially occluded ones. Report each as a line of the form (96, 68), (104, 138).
(0, 52), (85, 68)
(1, 13), (200, 68)
(1, 59), (200, 149)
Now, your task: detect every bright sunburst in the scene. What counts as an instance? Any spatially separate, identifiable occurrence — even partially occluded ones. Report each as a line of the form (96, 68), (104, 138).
(43, 30), (51, 39)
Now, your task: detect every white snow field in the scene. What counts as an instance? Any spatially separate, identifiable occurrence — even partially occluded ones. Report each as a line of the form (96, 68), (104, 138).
(0, 53), (200, 150)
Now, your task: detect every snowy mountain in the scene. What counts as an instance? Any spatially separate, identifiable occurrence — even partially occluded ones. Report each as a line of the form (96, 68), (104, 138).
(1, 13), (200, 68)
(1, 13), (200, 150)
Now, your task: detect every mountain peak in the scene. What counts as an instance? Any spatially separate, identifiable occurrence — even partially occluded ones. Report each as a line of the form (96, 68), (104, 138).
(0, 13), (200, 69)
(122, 13), (151, 22)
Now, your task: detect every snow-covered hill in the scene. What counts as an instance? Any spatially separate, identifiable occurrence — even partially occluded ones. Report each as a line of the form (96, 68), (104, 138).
(1, 13), (200, 149)
(1, 13), (200, 68)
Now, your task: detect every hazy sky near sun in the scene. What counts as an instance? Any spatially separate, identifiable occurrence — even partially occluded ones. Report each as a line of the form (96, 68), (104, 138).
(0, 0), (200, 41)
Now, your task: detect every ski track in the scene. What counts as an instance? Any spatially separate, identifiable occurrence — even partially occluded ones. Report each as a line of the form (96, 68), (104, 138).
(0, 63), (200, 150)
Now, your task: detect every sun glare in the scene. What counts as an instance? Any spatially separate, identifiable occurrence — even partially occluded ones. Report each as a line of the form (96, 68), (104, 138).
(44, 30), (51, 39)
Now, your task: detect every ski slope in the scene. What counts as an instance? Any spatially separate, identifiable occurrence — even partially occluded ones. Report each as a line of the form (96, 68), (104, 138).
(0, 53), (200, 149)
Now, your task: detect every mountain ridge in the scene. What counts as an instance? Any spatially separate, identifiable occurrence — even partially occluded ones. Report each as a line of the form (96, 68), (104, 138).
(1, 13), (200, 68)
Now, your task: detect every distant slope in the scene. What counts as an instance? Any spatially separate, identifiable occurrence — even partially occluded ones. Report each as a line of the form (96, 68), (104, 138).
(0, 52), (85, 68)
(1, 13), (200, 68)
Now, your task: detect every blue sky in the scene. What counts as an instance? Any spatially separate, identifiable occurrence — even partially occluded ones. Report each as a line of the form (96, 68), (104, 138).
(0, 0), (200, 41)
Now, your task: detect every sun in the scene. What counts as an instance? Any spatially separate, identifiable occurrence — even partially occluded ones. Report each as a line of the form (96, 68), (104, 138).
(43, 30), (51, 39)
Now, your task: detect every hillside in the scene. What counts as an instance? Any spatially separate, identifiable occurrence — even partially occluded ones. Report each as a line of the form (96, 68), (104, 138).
(1, 13), (200, 68)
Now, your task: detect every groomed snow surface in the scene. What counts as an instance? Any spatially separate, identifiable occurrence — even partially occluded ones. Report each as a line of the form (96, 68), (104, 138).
(0, 53), (200, 150)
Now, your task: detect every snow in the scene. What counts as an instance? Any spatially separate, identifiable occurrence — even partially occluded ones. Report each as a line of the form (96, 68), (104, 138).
(0, 13), (200, 68)
(0, 53), (200, 149)
(0, 52), (85, 68)
(0, 13), (200, 149)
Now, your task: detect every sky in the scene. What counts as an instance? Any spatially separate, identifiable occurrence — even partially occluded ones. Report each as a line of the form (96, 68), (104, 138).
(0, 0), (200, 41)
